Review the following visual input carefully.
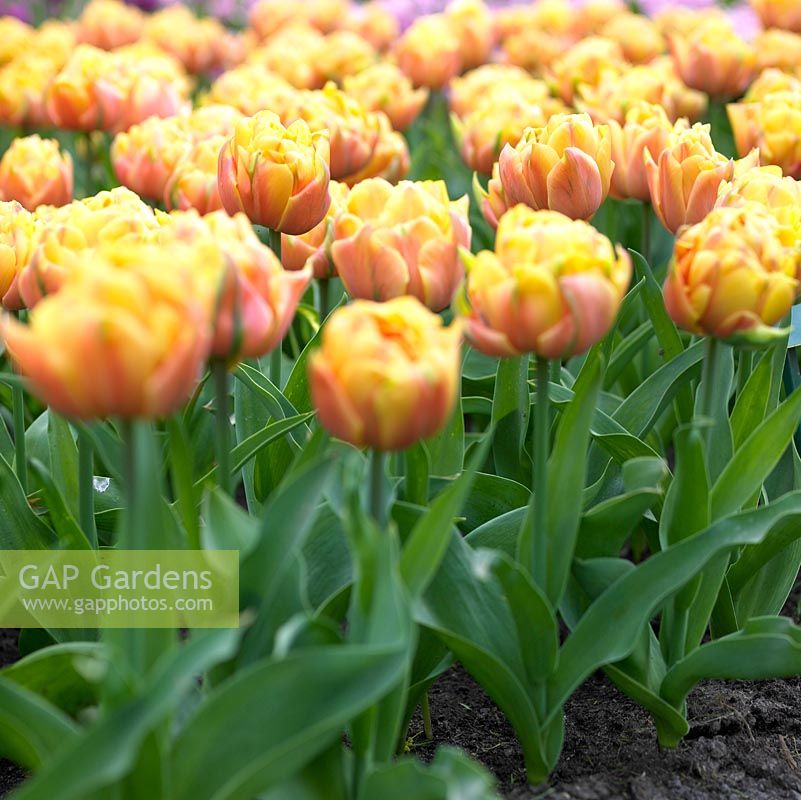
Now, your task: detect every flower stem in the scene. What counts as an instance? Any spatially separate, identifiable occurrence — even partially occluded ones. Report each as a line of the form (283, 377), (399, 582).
(77, 427), (97, 547)
(319, 278), (331, 323)
(11, 380), (26, 494)
(697, 337), (720, 445)
(369, 449), (386, 526)
(211, 360), (232, 496)
(532, 355), (550, 590)
(267, 227), (284, 387)
(641, 202), (651, 266)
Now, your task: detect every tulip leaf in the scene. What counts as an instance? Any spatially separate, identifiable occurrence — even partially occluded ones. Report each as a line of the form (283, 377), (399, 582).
(730, 347), (774, 450)
(491, 356), (530, 483)
(0, 453), (55, 549)
(660, 617), (801, 712)
(547, 490), (801, 724)
(424, 385), (465, 478)
(710, 385), (801, 518)
(47, 413), (79, 520)
(604, 320), (652, 390)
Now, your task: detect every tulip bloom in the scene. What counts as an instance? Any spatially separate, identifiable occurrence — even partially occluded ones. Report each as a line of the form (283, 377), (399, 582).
(157, 210), (311, 363)
(609, 103), (675, 202)
(341, 117), (410, 187)
(341, 3), (398, 52)
(247, 25), (326, 90)
(645, 121), (759, 234)
(669, 20), (756, 100)
(217, 110), (331, 235)
(309, 296), (462, 451)
(457, 205), (631, 359)
(0, 135), (72, 212)
(1, 242), (210, 419)
(342, 64), (428, 132)
(77, 0), (144, 51)
(445, 0), (496, 71)
(750, 0), (801, 33)
(755, 29), (801, 74)
(205, 64), (298, 119)
(497, 113), (613, 221)
(449, 65), (534, 118)
(0, 18), (33, 67)
(728, 91), (801, 179)
(0, 55), (61, 129)
(474, 163), (511, 229)
(600, 14), (666, 65)
(282, 181), (349, 279)
(0, 201), (40, 310)
(664, 204), (798, 343)
(394, 14), (462, 90)
(315, 31), (377, 85)
(548, 37), (626, 104)
(331, 178), (470, 312)
(164, 136), (226, 216)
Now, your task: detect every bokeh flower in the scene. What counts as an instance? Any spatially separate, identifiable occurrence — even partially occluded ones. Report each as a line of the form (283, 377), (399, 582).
(0, 135), (73, 212)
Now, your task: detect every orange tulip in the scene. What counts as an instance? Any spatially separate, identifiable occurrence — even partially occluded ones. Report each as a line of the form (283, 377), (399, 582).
(394, 14), (462, 90)
(0, 201), (40, 310)
(645, 121), (759, 233)
(496, 113), (613, 221)
(331, 178), (470, 312)
(755, 29), (801, 74)
(205, 64), (298, 118)
(669, 20), (756, 100)
(247, 24), (326, 90)
(572, 0), (627, 36)
(76, 0), (144, 51)
(445, 0), (496, 71)
(601, 14), (666, 65)
(282, 181), (349, 279)
(743, 69), (801, 103)
(664, 204), (798, 343)
(164, 135), (227, 216)
(309, 296), (462, 451)
(342, 63), (428, 132)
(0, 135), (72, 212)
(751, 0), (801, 34)
(217, 111), (331, 235)
(157, 210), (311, 362)
(548, 37), (626, 104)
(608, 103), (676, 202)
(474, 163), (512, 229)
(0, 17), (33, 67)
(449, 65), (535, 118)
(0, 55), (61, 129)
(341, 116), (410, 187)
(315, 31), (376, 85)
(500, 28), (567, 75)
(457, 205), (631, 359)
(341, 3), (398, 52)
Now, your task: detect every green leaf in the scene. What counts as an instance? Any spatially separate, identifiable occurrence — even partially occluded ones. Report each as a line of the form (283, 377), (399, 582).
(491, 356), (529, 483)
(710, 385), (801, 518)
(0, 454), (55, 549)
(730, 347), (774, 450)
(401, 432), (491, 598)
(47, 414), (79, 519)
(28, 460), (92, 550)
(424, 388), (465, 478)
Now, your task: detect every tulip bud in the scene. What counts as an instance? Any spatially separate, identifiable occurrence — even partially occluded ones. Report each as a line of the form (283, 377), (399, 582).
(394, 14), (462, 90)
(664, 204), (798, 344)
(331, 178), (470, 312)
(645, 121), (759, 234)
(76, 0), (144, 51)
(497, 113), (614, 221)
(282, 181), (349, 279)
(217, 110), (331, 234)
(1, 240), (210, 419)
(309, 296), (462, 451)
(750, 0), (801, 34)
(728, 91), (801, 179)
(0, 135), (73, 212)
(457, 205), (631, 359)
(157, 210), (311, 363)
(343, 63), (428, 132)
(669, 20), (756, 100)
(608, 103), (675, 202)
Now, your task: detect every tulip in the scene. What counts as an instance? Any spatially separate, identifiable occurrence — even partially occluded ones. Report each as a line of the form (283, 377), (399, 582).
(449, 65), (534, 118)
(742, 69), (801, 104)
(1, 240), (210, 419)
(249, 0), (346, 38)
(284, 83), (381, 181)
(664, 204), (798, 343)
(609, 103), (676, 202)
(750, 0), (801, 33)
(247, 25), (326, 90)
(282, 181), (349, 279)
(500, 28), (567, 75)
(474, 163), (511, 229)
(309, 296), (462, 451)
(16, 188), (158, 308)
(77, 0), (144, 50)
(394, 14), (462, 90)
(157, 210), (311, 363)
(654, 7), (726, 38)
(164, 135), (227, 215)
(645, 121), (759, 234)
(0, 55), (60, 129)
(205, 64), (298, 119)
(572, 0), (627, 36)
(600, 13), (666, 65)
(315, 31), (376, 85)
(341, 3), (398, 52)
(0, 201), (40, 310)
(0, 17), (33, 67)
(217, 110), (331, 235)
(669, 20), (756, 100)
(728, 91), (801, 179)
(496, 113), (613, 221)
(342, 117), (410, 187)
(331, 178), (470, 312)
(755, 29), (801, 74)
(548, 37), (626, 104)
(111, 116), (192, 202)
(0, 135), (73, 212)
(456, 205), (631, 359)
(445, 0), (496, 71)
(342, 63), (428, 132)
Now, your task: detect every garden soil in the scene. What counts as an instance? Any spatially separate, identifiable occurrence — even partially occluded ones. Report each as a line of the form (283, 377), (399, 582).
(3, 598), (801, 799)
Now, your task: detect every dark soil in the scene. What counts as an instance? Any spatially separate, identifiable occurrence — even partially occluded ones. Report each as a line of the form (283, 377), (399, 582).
(0, 629), (26, 798)
(3, 588), (801, 799)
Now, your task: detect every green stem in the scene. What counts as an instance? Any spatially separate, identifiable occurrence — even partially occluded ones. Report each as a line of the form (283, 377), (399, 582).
(532, 356), (550, 591)
(77, 427), (97, 548)
(319, 278), (331, 323)
(120, 419), (135, 511)
(697, 337), (720, 445)
(369, 449), (387, 527)
(736, 350), (753, 397)
(267, 227), (284, 387)
(11, 381), (26, 494)
(212, 360), (232, 496)
(421, 692), (433, 741)
(267, 227), (282, 261)
(641, 202), (651, 266)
